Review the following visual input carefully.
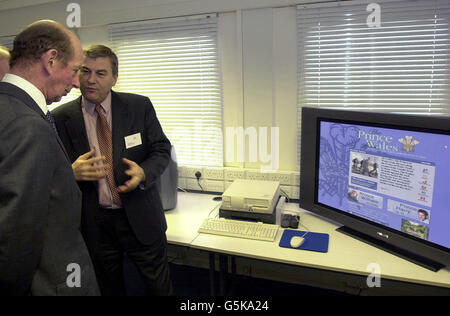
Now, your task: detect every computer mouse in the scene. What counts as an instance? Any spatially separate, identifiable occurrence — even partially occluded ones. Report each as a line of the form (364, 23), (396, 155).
(290, 236), (305, 248)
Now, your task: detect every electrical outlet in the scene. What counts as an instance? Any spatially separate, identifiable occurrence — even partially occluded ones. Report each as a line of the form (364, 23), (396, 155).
(203, 167), (224, 180)
(178, 166), (186, 177)
(224, 181), (233, 190)
(245, 170), (267, 181)
(292, 173), (300, 186)
(280, 185), (292, 199)
(186, 178), (206, 191)
(291, 186), (300, 200)
(184, 167), (204, 178)
(224, 168), (246, 181)
(203, 180), (225, 193)
(267, 171), (292, 185)
(178, 177), (187, 189)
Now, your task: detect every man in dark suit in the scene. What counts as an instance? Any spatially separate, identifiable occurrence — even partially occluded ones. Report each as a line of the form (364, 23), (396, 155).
(53, 45), (173, 296)
(0, 20), (99, 295)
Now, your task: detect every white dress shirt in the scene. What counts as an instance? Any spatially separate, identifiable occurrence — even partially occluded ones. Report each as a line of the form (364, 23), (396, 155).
(2, 73), (48, 115)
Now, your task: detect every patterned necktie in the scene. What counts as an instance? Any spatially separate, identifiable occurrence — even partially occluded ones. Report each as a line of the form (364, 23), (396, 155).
(45, 111), (57, 134)
(95, 104), (122, 206)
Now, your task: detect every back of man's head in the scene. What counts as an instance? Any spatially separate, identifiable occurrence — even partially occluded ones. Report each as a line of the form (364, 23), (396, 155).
(9, 20), (74, 69)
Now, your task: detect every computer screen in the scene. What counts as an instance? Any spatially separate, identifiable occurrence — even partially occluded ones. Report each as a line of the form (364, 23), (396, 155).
(299, 107), (450, 270)
(317, 120), (450, 249)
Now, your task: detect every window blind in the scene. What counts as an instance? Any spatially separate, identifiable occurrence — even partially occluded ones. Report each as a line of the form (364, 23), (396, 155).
(109, 14), (223, 167)
(297, 0), (450, 163)
(297, 0), (450, 115)
(49, 89), (81, 110)
(0, 35), (15, 49)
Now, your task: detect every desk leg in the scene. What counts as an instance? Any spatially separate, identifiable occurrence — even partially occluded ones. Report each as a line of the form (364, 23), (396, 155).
(209, 253), (216, 296)
(231, 256), (236, 276)
(219, 254), (228, 296)
(208, 253), (233, 296)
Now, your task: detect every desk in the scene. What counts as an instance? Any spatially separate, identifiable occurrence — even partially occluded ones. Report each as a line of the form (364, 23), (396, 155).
(165, 192), (450, 295)
(165, 191), (221, 246)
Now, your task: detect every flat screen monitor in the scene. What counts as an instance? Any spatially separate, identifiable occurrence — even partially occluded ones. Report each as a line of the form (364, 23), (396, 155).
(299, 107), (450, 271)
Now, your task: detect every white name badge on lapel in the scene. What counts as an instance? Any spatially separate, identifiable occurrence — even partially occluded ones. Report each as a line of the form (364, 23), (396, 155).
(124, 132), (142, 149)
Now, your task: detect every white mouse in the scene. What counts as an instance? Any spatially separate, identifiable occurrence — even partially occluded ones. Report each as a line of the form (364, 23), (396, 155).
(290, 236), (305, 248)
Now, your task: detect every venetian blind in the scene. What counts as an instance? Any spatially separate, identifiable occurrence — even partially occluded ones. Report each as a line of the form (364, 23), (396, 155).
(0, 35), (15, 49)
(297, 0), (450, 162)
(109, 14), (223, 167)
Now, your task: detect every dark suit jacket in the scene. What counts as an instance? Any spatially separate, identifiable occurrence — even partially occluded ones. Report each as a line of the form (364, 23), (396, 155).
(53, 91), (171, 249)
(0, 82), (99, 296)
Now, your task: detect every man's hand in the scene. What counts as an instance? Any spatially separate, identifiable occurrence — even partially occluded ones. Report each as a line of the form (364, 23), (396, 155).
(117, 158), (146, 193)
(72, 149), (108, 181)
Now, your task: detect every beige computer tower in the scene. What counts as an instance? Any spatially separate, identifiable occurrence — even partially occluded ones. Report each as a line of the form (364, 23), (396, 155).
(221, 179), (280, 214)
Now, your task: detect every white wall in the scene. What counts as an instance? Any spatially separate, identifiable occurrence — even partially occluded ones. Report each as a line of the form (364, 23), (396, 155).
(0, 0), (302, 171)
(0, 0), (330, 34)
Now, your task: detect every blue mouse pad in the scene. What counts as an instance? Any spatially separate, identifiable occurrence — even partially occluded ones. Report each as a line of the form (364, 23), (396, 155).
(279, 229), (329, 253)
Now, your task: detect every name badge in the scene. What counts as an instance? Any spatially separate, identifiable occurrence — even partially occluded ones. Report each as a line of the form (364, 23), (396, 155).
(124, 133), (142, 149)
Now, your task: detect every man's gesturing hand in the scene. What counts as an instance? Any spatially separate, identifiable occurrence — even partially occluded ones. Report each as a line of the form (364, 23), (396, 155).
(117, 158), (146, 193)
(72, 149), (108, 181)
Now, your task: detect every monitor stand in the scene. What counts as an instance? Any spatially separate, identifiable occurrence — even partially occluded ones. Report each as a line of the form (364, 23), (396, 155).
(336, 226), (445, 272)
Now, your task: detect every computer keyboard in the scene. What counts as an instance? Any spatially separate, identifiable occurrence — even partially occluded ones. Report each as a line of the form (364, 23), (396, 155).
(198, 218), (279, 242)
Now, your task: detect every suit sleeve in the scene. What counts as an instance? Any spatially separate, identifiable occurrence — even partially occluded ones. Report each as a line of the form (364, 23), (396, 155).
(139, 97), (171, 188)
(0, 117), (53, 295)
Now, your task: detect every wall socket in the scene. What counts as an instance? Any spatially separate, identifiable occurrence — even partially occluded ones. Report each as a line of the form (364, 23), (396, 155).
(280, 185), (292, 198)
(178, 177), (187, 189)
(186, 178), (205, 191)
(224, 168), (246, 181)
(267, 172), (292, 185)
(184, 167), (204, 179)
(179, 166), (300, 196)
(178, 166), (186, 177)
(203, 180), (225, 192)
(245, 170), (268, 181)
(224, 181), (233, 190)
(291, 186), (300, 200)
(203, 168), (224, 180)
(292, 173), (300, 186)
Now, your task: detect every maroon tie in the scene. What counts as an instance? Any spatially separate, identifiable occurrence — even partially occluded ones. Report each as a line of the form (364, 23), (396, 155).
(95, 104), (122, 206)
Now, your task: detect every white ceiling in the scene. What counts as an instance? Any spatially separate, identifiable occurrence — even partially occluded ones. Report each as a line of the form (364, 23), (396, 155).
(0, 0), (61, 11)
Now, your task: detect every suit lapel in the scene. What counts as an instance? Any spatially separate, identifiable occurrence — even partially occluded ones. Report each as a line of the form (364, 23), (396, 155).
(63, 97), (91, 157)
(0, 82), (45, 119)
(54, 126), (71, 162)
(0, 82), (72, 162)
(111, 91), (131, 171)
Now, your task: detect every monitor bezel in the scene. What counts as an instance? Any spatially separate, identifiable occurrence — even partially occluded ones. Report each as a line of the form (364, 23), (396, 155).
(299, 107), (450, 268)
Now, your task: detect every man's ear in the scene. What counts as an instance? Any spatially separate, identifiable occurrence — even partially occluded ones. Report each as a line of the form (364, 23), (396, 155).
(41, 49), (58, 74)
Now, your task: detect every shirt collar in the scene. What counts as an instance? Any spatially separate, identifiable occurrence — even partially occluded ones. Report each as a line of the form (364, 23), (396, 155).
(2, 73), (48, 114)
(82, 91), (112, 116)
